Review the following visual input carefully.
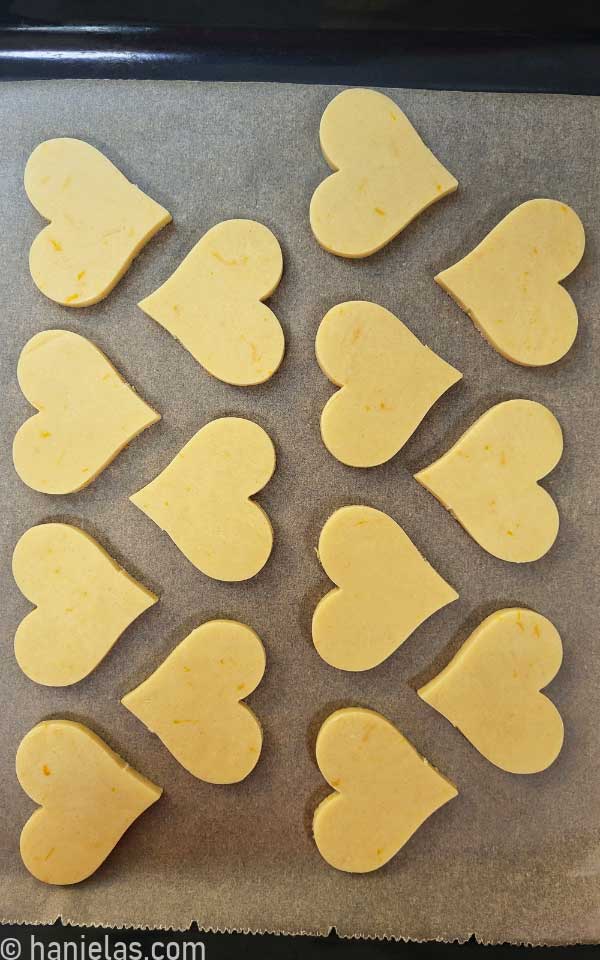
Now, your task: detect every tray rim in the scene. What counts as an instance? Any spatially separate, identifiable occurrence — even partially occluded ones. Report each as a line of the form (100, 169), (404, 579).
(1, 27), (600, 94)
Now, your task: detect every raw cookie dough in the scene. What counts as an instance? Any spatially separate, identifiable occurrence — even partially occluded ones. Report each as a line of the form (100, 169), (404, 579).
(17, 720), (161, 885)
(13, 523), (157, 686)
(419, 608), (564, 774)
(25, 138), (171, 307)
(436, 199), (585, 366)
(131, 417), (275, 581)
(415, 399), (562, 563)
(313, 708), (458, 873)
(139, 219), (284, 385)
(313, 505), (457, 671)
(122, 620), (265, 784)
(13, 329), (160, 495)
(309, 88), (457, 258)
(316, 300), (462, 467)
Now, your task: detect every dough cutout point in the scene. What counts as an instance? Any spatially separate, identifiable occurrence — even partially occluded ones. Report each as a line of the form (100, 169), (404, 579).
(310, 88), (458, 258)
(25, 138), (171, 307)
(13, 330), (160, 494)
(313, 505), (458, 671)
(17, 720), (161, 885)
(415, 399), (562, 563)
(313, 708), (458, 873)
(13, 523), (157, 686)
(419, 608), (564, 774)
(316, 300), (462, 467)
(122, 620), (265, 784)
(139, 219), (285, 385)
(130, 417), (275, 581)
(436, 199), (585, 366)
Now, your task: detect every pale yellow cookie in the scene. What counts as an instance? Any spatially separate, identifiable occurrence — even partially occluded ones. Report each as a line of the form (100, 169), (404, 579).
(313, 708), (458, 873)
(25, 138), (171, 307)
(131, 417), (275, 581)
(310, 88), (457, 258)
(316, 301), (462, 467)
(13, 330), (160, 495)
(122, 620), (265, 784)
(415, 399), (562, 563)
(436, 199), (585, 366)
(419, 608), (563, 774)
(13, 523), (157, 687)
(313, 505), (457, 671)
(139, 219), (284, 385)
(17, 720), (161, 885)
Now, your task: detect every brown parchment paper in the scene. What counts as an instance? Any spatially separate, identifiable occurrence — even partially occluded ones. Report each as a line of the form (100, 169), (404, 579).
(0, 79), (599, 946)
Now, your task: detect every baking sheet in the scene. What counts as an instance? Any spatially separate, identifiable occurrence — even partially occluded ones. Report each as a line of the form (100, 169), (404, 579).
(0, 80), (599, 945)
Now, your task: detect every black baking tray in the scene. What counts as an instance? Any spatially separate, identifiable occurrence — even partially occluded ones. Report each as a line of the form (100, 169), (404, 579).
(1, 3), (599, 955)
(1, 1), (600, 92)
(1, 24), (600, 93)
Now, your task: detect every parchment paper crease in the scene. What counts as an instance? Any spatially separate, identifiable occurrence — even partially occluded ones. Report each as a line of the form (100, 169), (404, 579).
(0, 80), (599, 945)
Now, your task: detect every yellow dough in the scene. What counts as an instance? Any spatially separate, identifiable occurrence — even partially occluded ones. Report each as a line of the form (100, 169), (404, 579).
(139, 219), (284, 385)
(313, 708), (458, 873)
(309, 88), (457, 258)
(25, 138), (171, 307)
(13, 523), (157, 687)
(436, 199), (585, 366)
(419, 608), (563, 774)
(316, 301), (462, 467)
(13, 330), (160, 495)
(122, 620), (265, 784)
(415, 399), (562, 563)
(313, 505), (457, 671)
(17, 720), (161, 885)
(131, 417), (275, 581)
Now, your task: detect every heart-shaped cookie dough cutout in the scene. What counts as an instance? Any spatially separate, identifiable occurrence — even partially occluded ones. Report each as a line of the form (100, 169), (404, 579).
(131, 417), (275, 581)
(436, 199), (585, 366)
(13, 523), (157, 686)
(17, 720), (161, 885)
(13, 330), (160, 494)
(139, 219), (284, 385)
(316, 301), (462, 467)
(25, 138), (171, 306)
(313, 708), (458, 873)
(415, 399), (562, 563)
(122, 620), (265, 784)
(419, 608), (563, 774)
(313, 505), (457, 671)
(310, 88), (457, 258)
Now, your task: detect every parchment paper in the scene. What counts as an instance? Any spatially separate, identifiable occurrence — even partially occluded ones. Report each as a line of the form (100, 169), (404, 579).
(1, 80), (599, 946)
